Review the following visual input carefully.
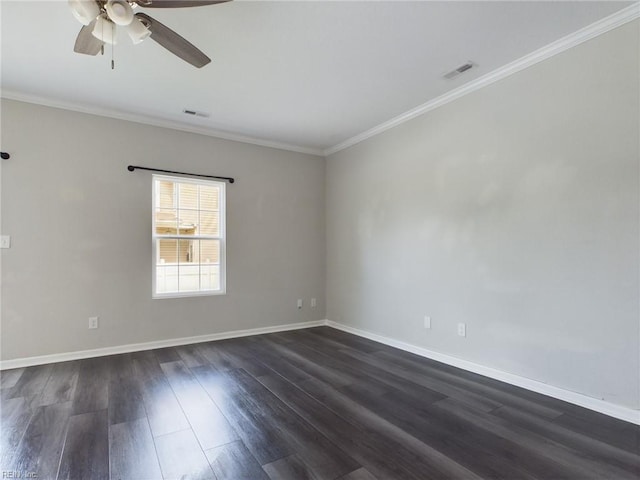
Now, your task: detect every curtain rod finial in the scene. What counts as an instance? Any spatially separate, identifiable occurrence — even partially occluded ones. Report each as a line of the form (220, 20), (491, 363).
(127, 165), (135, 171)
(1, 152), (10, 160)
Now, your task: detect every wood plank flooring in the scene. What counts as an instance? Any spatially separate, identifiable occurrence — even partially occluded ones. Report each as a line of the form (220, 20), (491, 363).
(1, 326), (638, 479)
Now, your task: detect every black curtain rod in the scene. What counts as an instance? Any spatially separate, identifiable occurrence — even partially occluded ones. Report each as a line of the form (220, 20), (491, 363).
(127, 165), (235, 183)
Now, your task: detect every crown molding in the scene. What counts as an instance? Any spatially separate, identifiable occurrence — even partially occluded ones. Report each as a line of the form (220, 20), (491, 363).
(323, 3), (640, 156)
(0, 90), (325, 157)
(3, 4), (638, 159)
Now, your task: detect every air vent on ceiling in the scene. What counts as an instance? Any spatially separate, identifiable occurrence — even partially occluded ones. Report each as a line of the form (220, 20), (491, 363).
(443, 62), (475, 80)
(183, 109), (210, 118)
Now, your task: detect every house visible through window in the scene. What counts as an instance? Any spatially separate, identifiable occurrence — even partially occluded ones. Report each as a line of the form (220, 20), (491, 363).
(153, 175), (226, 297)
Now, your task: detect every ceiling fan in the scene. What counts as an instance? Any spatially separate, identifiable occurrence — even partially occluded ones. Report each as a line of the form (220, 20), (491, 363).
(68, 0), (230, 68)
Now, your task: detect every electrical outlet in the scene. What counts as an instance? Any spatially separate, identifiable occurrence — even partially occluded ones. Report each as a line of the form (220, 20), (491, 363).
(457, 323), (466, 337)
(297, 299), (303, 309)
(0, 235), (11, 249)
(89, 316), (99, 329)
(424, 316), (431, 329)
(311, 298), (317, 308)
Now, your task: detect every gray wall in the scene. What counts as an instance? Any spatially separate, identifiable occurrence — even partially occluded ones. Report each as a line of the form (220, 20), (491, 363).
(2, 20), (638, 412)
(0, 100), (326, 360)
(326, 21), (640, 409)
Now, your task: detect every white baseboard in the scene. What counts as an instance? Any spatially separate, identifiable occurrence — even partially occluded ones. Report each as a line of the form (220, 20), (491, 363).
(326, 320), (640, 426)
(0, 320), (326, 370)
(3, 318), (638, 425)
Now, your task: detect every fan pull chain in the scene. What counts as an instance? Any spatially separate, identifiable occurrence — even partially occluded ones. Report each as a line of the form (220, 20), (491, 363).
(99, 17), (105, 56)
(111, 22), (115, 70)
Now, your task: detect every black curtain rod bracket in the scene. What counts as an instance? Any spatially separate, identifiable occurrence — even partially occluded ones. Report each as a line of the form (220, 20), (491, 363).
(127, 165), (234, 183)
(1, 152), (10, 160)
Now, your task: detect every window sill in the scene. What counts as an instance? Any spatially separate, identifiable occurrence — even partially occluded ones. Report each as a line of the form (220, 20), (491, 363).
(153, 290), (226, 300)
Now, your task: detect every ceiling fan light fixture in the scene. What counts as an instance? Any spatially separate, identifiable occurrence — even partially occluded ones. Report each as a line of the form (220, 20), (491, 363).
(68, 0), (100, 25)
(126, 17), (151, 44)
(92, 14), (117, 45)
(106, 0), (134, 26)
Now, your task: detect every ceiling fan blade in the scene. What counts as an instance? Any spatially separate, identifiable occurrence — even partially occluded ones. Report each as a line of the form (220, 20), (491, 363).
(135, 13), (211, 68)
(135, 0), (230, 8)
(74, 21), (104, 55)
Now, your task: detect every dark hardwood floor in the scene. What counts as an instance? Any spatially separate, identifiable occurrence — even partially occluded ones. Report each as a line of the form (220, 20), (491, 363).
(1, 326), (638, 479)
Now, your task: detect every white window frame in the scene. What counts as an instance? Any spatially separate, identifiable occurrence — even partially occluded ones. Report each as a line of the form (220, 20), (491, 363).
(152, 174), (226, 299)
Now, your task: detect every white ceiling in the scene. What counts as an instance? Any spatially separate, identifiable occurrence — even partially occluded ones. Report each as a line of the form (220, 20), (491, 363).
(1, 1), (635, 154)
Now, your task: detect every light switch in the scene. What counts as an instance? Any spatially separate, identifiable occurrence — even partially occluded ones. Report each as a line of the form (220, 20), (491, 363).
(0, 236), (11, 249)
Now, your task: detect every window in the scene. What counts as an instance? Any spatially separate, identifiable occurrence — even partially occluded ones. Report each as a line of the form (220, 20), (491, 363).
(152, 175), (226, 298)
